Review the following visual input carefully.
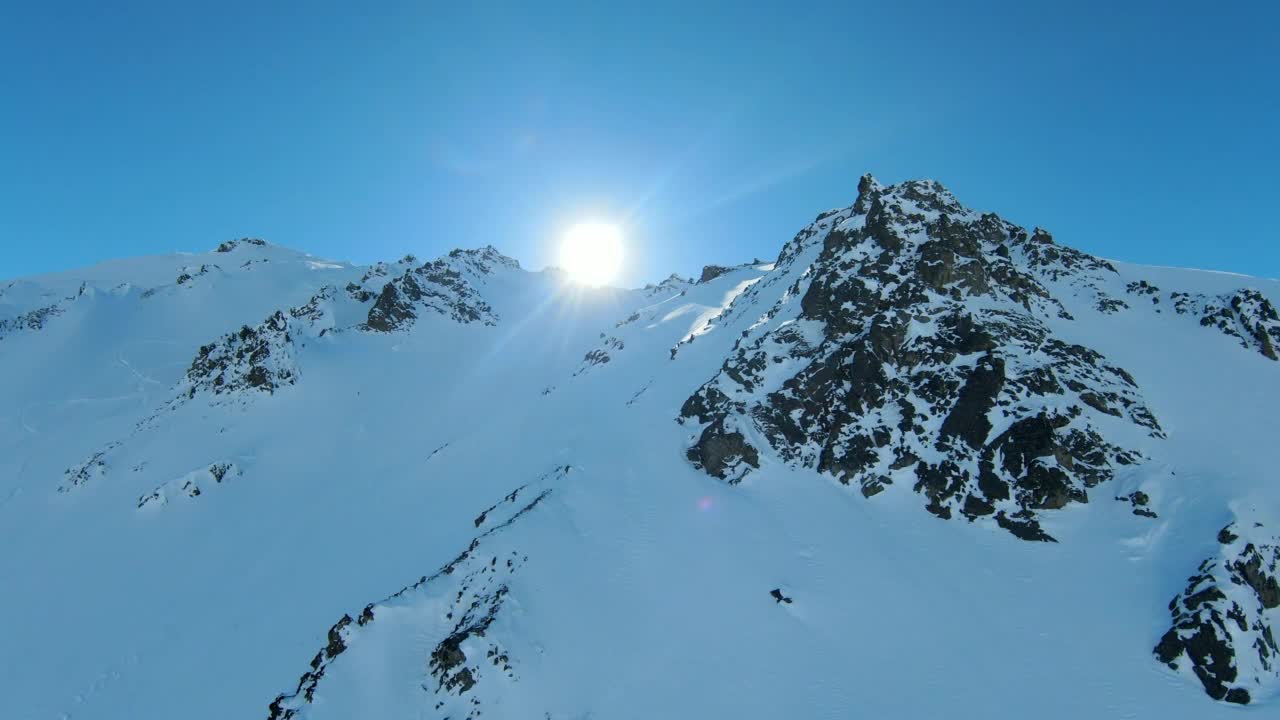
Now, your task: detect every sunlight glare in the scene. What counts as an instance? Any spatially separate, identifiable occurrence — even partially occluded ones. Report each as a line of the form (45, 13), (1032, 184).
(560, 222), (624, 286)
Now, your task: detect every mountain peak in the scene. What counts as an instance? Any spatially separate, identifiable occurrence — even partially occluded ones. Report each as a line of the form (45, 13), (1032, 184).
(5, 174), (1280, 719)
(857, 172), (881, 197)
(214, 237), (270, 253)
(445, 245), (521, 274)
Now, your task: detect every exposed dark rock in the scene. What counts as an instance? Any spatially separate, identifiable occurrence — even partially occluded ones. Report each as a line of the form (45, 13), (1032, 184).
(135, 462), (243, 509)
(325, 615), (352, 659)
(57, 436), (133, 494)
(0, 302), (64, 341)
(1154, 520), (1280, 704)
(1115, 491), (1157, 518)
(175, 264), (218, 286)
(366, 282), (413, 332)
(215, 237), (267, 252)
(995, 511), (1056, 542)
(1235, 548), (1280, 610)
(344, 282), (375, 303)
(364, 259), (497, 332)
(575, 335), (625, 375)
(699, 265), (732, 283)
(1172, 288), (1280, 361)
(185, 311), (296, 397)
(1096, 297), (1128, 313)
(686, 420), (759, 483)
(1225, 687), (1251, 705)
(679, 176), (1161, 540)
(962, 494), (995, 517)
(939, 355), (1004, 450)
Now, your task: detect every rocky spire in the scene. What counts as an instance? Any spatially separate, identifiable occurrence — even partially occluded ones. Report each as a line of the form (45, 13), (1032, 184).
(853, 173), (883, 213)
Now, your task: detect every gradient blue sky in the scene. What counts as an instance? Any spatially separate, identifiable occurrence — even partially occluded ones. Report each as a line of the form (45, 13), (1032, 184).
(3, 1), (1277, 284)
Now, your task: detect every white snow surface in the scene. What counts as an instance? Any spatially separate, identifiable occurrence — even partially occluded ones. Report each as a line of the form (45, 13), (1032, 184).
(1, 222), (1278, 720)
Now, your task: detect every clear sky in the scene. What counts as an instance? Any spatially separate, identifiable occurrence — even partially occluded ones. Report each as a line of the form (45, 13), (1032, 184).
(3, 0), (1277, 284)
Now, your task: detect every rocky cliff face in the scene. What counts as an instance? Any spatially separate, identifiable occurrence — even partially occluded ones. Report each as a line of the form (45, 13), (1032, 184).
(363, 249), (503, 332)
(680, 175), (1162, 542)
(1156, 517), (1280, 704)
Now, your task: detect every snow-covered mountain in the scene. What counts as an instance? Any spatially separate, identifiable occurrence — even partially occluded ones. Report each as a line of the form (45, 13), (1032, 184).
(3, 175), (1278, 719)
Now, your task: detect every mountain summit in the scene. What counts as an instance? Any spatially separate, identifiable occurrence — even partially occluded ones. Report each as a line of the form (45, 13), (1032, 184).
(2, 176), (1278, 718)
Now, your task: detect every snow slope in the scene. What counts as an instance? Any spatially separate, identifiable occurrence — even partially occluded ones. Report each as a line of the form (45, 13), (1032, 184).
(1, 181), (1278, 720)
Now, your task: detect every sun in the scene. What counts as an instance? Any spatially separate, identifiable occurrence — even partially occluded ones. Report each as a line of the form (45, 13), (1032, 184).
(560, 222), (624, 286)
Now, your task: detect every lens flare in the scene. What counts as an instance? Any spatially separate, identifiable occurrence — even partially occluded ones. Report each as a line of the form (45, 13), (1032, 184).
(560, 222), (623, 286)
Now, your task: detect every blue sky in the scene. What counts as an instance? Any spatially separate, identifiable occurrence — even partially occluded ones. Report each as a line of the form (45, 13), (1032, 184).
(2, 1), (1277, 284)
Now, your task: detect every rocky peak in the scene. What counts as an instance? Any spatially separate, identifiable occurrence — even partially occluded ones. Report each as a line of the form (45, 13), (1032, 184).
(362, 251), (500, 332)
(652, 273), (691, 288)
(181, 309), (302, 400)
(445, 245), (522, 277)
(681, 175), (1161, 542)
(697, 259), (773, 284)
(214, 237), (269, 253)
(698, 265), (732, 283)
(335, 248), (507, 333)
(364, 262), (495, 331)
(853, 173), (882, 213)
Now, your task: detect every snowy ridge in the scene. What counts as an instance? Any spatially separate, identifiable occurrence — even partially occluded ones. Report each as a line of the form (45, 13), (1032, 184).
(52, 246), (522, 493)
(3, 174), (1279, 719)
(269, 466), (571, 720)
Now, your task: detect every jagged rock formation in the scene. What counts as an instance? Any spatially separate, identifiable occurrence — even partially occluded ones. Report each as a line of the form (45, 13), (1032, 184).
(1155, 518), (1280, 704)
(680, 175), (1162, 541)
(699, 265), (732, 283)
(364, 251), (500, 331)
(185, 312), (300, 396)
(446, 245), (522, 277)
(215, 237), (268, 253)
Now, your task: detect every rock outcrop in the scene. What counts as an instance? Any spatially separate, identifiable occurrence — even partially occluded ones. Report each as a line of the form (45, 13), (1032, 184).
(215, 237), (268, 253)
(0, 302), (63, 341)
(364, 253), (500, 332)
(1155, 518), (1280, 704)
(136, 461), (243, 509)
(680, 175), (1162, 541)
